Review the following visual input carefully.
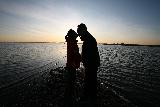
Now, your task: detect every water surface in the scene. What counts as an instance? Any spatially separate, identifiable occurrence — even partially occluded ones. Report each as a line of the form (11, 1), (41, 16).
(0, 43), (160, 106)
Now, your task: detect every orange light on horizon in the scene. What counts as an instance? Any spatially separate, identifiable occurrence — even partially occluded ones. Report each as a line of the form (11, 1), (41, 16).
(0, 34), (160, 45)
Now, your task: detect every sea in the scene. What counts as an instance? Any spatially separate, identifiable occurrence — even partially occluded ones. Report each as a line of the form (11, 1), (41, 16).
(0, 43), (160, 107)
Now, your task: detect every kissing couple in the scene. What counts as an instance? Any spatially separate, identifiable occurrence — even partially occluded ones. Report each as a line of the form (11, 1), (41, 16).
(65, 23), (100, 107)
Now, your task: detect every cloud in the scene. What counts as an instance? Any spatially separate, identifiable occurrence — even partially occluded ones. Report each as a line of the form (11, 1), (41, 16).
(0, 0), (86, 37)
(0, 0), (159, 44)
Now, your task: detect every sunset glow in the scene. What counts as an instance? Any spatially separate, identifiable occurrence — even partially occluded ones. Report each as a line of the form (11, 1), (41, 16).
(0, 0), (160, 44)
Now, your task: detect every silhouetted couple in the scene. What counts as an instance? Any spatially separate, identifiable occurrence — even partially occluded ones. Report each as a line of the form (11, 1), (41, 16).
(65, 23), (100, 107)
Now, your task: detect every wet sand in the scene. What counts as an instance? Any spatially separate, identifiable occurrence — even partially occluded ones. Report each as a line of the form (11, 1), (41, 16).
(0, 67), (135, 107)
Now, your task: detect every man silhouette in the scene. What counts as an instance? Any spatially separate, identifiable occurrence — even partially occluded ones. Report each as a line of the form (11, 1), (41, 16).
(77, 23), (100, 105)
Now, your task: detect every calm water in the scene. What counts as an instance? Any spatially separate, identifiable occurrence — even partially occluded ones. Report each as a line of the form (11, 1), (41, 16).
(0, 43), (160, 106)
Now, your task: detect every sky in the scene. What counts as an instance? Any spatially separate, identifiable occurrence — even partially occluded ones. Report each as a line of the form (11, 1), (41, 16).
(0, 0), (160, 44)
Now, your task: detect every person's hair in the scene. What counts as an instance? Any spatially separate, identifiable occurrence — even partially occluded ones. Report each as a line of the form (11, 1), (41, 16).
(65, 29), (78, 42)
(77, 23), (87, 31)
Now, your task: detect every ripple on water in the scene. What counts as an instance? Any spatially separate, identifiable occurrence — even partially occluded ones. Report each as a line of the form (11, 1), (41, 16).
(0, 43), (160, 106)
(99, 45), (160, 106)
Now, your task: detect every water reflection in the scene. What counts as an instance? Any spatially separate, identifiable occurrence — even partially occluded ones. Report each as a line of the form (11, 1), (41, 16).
(0, 43), (160, 106)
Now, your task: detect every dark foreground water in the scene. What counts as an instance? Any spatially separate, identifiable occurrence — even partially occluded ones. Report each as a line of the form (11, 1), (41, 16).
(0, 43), (160, 107)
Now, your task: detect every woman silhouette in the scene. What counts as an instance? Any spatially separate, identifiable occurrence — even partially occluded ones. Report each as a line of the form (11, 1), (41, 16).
(64, 29), (81, 107)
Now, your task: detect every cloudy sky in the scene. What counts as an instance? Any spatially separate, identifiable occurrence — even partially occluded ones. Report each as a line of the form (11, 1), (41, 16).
(0, 0), (160, 44)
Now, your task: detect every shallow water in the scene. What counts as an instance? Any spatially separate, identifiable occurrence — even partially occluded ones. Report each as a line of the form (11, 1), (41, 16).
(0, 43), (160, 106)
(0, 43), (66, 89)
(98, 45), (160, 107)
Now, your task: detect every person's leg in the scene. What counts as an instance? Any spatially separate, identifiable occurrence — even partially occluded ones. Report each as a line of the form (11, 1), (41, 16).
(83, 67), (97, 106)
(84, 67), (97, 95)
(88, 67), (97, 106)
(88, 67), (97, 99)
(84, 67), (90, 97)
(64, 68), (76, 107)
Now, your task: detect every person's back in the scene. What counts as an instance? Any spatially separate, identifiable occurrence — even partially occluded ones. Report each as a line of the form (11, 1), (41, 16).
(77, 23), (100, 106)
(81, 32), (100, 68)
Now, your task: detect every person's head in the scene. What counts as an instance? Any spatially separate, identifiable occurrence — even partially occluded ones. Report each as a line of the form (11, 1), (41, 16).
(77, 23), (87, 41)
(65, 29), (78, 42)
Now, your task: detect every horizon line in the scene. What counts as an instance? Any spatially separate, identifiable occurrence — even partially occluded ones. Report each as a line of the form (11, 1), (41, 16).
(0, 41), (160, 46)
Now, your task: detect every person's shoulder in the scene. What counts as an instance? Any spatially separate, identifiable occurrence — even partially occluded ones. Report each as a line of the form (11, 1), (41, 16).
(90, 36), (97, 44)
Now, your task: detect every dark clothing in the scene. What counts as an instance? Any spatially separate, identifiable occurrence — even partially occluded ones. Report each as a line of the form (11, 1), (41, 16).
(81, 33), (100, 68)
(81, 32), (100, 104)
(84, 67), (97, 98)
(65, 32), (81, 106)
(64, 68), (76, 107)
(66, 40), (81, 69)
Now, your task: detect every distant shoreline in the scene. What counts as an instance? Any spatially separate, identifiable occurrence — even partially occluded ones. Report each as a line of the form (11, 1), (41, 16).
(0, 42), (160, 47)
(0, 42), (62, 43)
(102, 43), (160, 47)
